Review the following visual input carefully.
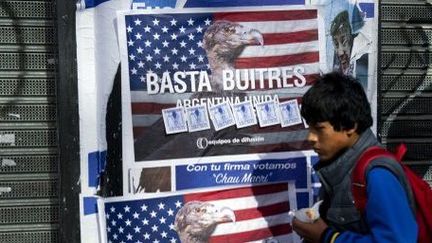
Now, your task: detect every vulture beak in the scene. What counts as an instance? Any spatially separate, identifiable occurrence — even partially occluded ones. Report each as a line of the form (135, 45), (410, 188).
(241, 28), (264, 46)
(213, 206), (236, 224)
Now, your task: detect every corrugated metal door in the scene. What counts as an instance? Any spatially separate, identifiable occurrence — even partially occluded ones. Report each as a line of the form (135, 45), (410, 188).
(0, 0), (59, 242)
(380, 0), (432, 184)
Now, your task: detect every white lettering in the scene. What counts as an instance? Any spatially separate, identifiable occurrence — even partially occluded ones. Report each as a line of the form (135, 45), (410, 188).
(148, 67), (305, 94)
(268, 68), (281, 89)
(214, 173), (240, 184)
(186, 164), (208, 172)
(160, 72), (175, 93)
(173, 72), (187, 93)
(293, 66), (306, 87)
(146, 71), (212, 94)
(198, 71), (212, 92)
(223, 70), (235, 90)
(146, 72), (159, 95)
(281, 67), (294, 88)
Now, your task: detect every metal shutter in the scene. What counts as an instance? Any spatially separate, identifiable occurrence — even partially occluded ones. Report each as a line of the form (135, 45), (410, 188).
(0, 1), (59, 242)
(379, 0), (432, 184)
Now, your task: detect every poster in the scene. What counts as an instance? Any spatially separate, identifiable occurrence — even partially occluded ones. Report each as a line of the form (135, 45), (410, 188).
(99, 182), (298, 242)
(118, 6), (325, 194)
(76, 0), (379, 241)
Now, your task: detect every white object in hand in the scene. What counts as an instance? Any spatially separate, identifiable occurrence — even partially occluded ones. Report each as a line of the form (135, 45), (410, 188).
(289, 200), (323, 223)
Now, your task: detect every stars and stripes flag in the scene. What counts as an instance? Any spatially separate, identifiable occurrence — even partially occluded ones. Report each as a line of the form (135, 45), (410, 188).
(122, 7), (320, 159)
(180, 0), (306, 8)
(101, 183), (296, 242)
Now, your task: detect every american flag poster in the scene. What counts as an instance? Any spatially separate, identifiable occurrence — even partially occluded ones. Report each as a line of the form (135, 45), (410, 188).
(99, 182), (299, 243)
(119, 6), (324, 165)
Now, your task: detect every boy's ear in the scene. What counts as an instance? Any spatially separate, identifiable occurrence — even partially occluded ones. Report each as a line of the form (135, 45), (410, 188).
(346, 123), (358, 136)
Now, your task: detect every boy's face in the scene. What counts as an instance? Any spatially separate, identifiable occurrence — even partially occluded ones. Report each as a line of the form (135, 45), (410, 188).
(306, 121), (358, 162)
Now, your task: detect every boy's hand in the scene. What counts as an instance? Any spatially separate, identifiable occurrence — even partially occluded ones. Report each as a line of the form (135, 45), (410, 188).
(292, 217), (328, 243)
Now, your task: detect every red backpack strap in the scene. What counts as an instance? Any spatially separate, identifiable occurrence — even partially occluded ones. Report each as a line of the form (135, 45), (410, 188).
(351, 145), (405, 212)
(394, 143), (407, 161)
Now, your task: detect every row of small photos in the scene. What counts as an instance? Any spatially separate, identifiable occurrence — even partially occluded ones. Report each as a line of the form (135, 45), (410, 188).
(162, 99), (306, 134)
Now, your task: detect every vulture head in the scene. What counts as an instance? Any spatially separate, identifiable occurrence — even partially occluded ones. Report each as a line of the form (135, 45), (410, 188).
(174, 201), (236, 243)
(203, 20), (264, 91)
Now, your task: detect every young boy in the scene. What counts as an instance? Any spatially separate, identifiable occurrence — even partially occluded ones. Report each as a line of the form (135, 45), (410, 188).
(292, 72), (417, 243)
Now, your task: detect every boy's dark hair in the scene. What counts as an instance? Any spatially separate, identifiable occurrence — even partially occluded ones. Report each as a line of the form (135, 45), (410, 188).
(300, 72), (373, 134)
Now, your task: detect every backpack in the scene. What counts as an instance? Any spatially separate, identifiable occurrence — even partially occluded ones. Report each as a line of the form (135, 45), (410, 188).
(351, 144), (432, 243)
